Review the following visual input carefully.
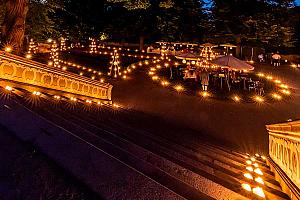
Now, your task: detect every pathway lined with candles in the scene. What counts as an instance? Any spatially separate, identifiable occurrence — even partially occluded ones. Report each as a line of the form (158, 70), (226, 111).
(112, 63), (300, 154)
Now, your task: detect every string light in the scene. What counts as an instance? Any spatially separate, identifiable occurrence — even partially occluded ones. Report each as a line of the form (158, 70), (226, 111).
(27, 39), (37, 58)
(60, 37), (67, 51)
(108, 50), (122, 78)
(89, 38), (97, 53)
(50, 41), (60, 68)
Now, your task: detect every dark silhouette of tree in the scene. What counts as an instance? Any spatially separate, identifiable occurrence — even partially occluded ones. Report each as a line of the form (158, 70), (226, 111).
(1, 0), (29, 53)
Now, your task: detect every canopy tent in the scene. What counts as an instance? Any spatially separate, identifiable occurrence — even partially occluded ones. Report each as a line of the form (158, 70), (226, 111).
(175, 52), (201, 61)
(211, 55), (254, 71)
(220, 43), (237, 48)
(200, 43), (218, 48)
(199, 43), (218, 60)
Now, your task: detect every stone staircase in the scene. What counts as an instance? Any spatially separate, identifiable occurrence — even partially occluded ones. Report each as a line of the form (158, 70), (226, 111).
(0, 85), (291, 200)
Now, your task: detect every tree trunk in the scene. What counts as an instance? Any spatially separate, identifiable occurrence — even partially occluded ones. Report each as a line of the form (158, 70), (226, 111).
(139, 34), (144, 51)
(235, 35), (241, 58)
(1, 0), (29, 54)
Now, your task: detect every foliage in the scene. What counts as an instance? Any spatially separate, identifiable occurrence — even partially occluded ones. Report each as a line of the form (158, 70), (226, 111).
(209, 0), (299, 49)
(1, 0), (299, 51)
(26, 0), (63, 41)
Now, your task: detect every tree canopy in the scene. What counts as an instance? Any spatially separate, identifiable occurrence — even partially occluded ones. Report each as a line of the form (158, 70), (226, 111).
(0, 0), (299, 52)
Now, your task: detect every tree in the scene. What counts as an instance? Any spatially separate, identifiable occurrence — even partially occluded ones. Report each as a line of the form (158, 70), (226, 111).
(26, 0), (63, 41)
(209, 0), (297, 51)
(1, 0), (29, 53)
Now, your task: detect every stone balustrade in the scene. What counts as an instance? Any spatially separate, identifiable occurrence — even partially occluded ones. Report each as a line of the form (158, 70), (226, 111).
(0, 51), (112, 102)
(266, 120), (300, 200)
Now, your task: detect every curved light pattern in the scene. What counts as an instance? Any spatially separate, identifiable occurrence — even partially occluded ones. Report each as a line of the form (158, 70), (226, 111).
(246, 166), (254, 172)
(5, 46), (12, 52)
(32, 91), (41, 96)
(70, 97), (77, 102)
(279, 84), (288, 89)
(26, 54), (32, 59)
(233, 95), (240, 102)
(5, 86), (13, 91)
(257, 73), (265, 77)
(254, 96), (264, 103)
(281, 89), (291, 95)
(201, 91), (209, 97)
(244, 173), (253, 180)
(253, 186), (265, 198)
(255, 177), (264, 185)
(161, 81), (169, 86)
(254, 168), (263, 175)
(174, 85), (184, 92)
(272, 93), (282, 100)
(274, 80), (281, 84)
(113, 103), (120, 108)
(241, 183), (252, 192)
(54, 95), (60, 100)
(152, 76), (159, 81)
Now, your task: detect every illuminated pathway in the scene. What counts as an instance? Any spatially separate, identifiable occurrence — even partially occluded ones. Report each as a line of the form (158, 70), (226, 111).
(112, 63), (300, 154)
(0, 50), (298, 199)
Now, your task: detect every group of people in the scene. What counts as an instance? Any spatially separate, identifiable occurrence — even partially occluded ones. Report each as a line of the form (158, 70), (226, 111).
(258, 53), (282, 66)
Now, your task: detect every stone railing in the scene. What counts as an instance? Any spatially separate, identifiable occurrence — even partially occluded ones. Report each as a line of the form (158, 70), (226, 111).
(266, 120), (300, 200)
(0, 51), (112, 102)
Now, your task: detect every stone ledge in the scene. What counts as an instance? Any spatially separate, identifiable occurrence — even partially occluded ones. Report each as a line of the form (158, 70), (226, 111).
(267, 156), (300, 200)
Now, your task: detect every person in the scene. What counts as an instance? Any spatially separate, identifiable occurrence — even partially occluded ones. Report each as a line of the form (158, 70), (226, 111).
(200, 70), (209, 91)
(272, 53), (281, 67)
(258, 54), (264, 63)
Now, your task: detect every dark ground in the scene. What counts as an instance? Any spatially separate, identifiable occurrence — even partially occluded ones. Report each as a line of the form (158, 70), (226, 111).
(0, 124), (100, 200)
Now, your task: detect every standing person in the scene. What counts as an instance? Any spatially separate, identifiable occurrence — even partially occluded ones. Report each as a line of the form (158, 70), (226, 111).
(272, 53), (281, 67)
(201, 70), (209, 91)
(258, 54), (264, 63)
